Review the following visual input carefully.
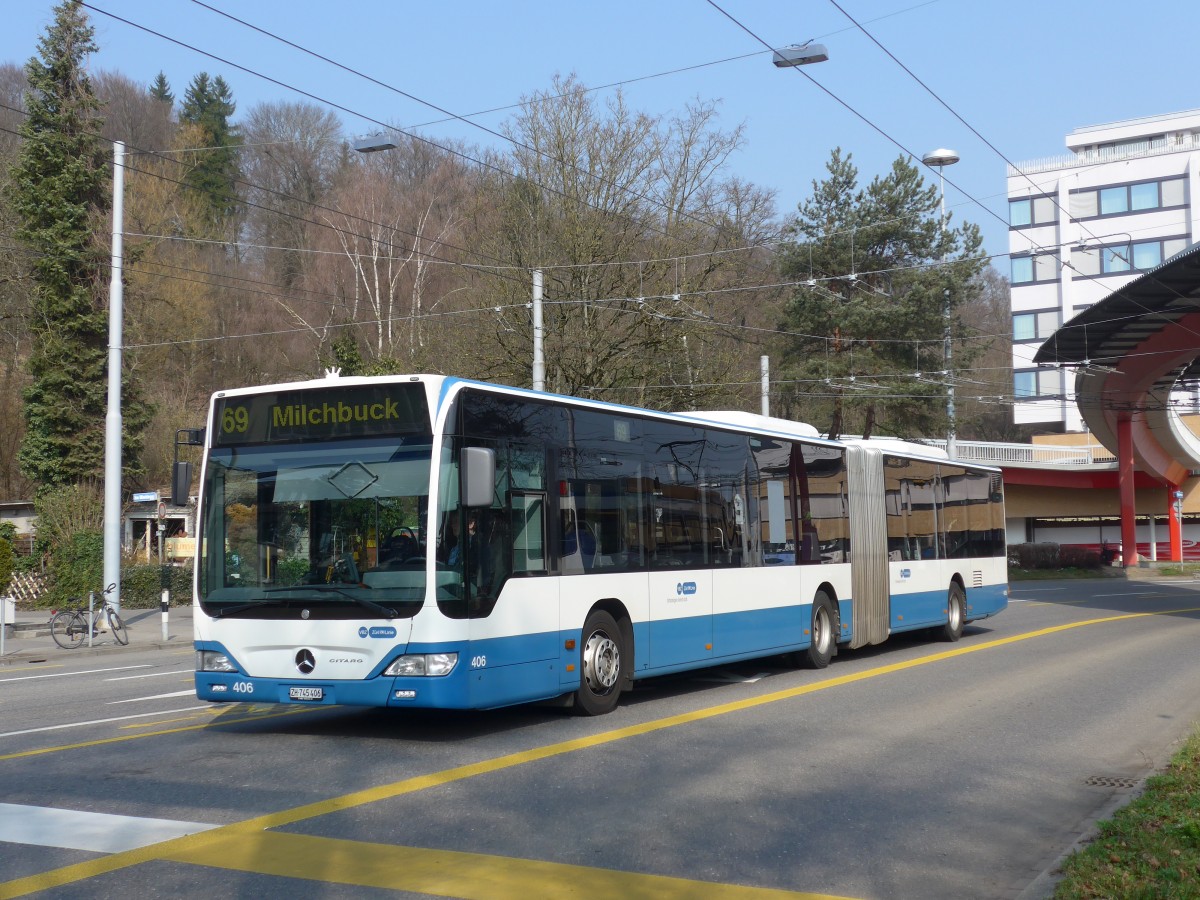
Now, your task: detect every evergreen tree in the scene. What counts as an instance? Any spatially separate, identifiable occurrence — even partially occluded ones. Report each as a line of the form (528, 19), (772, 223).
(7, 0), (146, 488)
(148, 71), (173, 105)
(776, 149), (984, 440)
(179, 72), (241, 229)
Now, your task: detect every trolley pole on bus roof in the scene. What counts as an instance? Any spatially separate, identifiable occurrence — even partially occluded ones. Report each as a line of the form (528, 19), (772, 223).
(532, 269), (545, 392)
(103, 140), (125, 612)
(761, 355), (770, 416)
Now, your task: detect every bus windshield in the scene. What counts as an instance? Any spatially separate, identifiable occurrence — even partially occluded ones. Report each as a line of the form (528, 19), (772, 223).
(197, 436), (433, 619)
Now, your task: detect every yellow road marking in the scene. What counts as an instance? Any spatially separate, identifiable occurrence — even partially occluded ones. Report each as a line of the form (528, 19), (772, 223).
(162, 830), (849, 899)
(120, 712), (221, 729)
(0, 706), (328, 761)
(3, 606), (1197, 899)
(0, 664), (63, 673)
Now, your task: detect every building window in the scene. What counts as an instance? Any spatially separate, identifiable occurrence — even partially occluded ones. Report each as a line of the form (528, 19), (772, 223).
(1015, 369), (1061, 399)
(1010, 195), (1056, 229)
(1099, 186), (1128, 215)
(1070, 178), (1186, 221)
(1072, 237), (1186, 279)
(1130, 182), (1159, 211)
(1102, 246), (1131, 273)
(1162, 179), (1186, 207)
(1011, 253), (1060, 285)
(1013, 311), (1060, 342)
(1132, 242), (1162, 270)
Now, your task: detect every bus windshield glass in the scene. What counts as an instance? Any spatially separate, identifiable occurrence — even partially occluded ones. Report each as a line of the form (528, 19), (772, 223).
(198, 435), (434, 619)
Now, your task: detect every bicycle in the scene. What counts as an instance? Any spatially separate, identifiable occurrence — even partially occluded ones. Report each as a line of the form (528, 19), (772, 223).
(49, 584), (129, 649)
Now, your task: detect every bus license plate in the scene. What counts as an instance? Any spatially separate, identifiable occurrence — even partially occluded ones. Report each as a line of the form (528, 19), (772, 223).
(289, 687), (323, 701)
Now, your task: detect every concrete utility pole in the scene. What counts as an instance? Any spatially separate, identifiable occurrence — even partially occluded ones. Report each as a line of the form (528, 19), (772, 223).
(922, 148), (960, 459)
(532, 269), (545, 392)
(760, 355), (770, 416)
(103, 141), (125, 612)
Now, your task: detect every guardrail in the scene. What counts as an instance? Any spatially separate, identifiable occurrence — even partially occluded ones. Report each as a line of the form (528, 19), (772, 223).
(1009, 133), (1200, 176)
(924, 439), (1115, 466)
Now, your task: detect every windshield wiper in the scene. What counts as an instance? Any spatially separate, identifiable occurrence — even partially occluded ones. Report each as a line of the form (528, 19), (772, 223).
(297, 584), (399, 620)
(211, 597), (295, 619)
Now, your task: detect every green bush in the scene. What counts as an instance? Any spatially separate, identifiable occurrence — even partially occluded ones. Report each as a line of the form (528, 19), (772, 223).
(1009, 543), (1060, 569)
(0, 537), (12, 597)
(45, 529), (104, 605)
(1058, 545), (1102, 569)
(1009, 542), (1102, 571)
(121, 564), (193, 608)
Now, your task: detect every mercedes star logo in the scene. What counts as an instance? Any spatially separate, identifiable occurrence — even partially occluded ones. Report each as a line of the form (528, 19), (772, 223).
(295, 649), (316, 674)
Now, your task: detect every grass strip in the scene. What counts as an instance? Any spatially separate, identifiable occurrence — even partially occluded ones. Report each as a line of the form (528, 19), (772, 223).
(1054, 728), (1200, 898)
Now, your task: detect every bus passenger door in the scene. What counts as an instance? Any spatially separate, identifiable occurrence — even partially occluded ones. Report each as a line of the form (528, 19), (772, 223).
(459, 461), (558, 707)
(646, 495), (713, 670)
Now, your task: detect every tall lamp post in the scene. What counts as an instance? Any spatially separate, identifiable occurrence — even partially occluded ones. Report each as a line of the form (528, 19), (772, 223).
(922, 148), (959, 459)
(103, 141), (126, 612)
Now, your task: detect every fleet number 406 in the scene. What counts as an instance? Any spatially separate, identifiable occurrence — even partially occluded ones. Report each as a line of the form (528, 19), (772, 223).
(231, 681), (254, 693)
(470, 656), (486, 669)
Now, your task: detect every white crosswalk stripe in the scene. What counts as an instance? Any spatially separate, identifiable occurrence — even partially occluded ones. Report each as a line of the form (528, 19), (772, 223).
(0, 803), (217, 853)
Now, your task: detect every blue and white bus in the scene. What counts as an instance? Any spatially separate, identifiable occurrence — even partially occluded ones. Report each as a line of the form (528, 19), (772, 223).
(184, 374), (1007, 715)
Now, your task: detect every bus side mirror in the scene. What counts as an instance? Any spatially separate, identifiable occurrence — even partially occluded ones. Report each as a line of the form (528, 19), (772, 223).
(172, 461), (193, 507)
(172, 427), (204, 507)
(461, 447), (495, 507)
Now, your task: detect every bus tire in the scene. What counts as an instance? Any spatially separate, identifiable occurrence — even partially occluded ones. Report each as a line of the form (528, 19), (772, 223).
(575, 610), (626, 716)
(798, 591), (836, 669)
(937, 583), (966, 642)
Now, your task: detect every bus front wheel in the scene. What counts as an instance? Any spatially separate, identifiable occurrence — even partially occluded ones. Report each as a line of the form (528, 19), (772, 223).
(937, 583), (966, 642)
(576, 610), (626, 716)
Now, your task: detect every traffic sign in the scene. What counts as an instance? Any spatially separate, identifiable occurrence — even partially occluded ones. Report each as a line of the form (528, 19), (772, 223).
(132, 491), (159, 503)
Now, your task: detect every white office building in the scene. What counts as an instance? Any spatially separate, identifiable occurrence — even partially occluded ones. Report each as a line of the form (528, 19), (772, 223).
(1008, 109), (1200, 431)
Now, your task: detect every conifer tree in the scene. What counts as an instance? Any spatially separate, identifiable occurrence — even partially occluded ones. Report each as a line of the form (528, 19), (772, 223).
(149, 71), (174, 105)
(7, 0), (146, 488)
(179, 72), (241, 229)
(776, 149), (984, 440)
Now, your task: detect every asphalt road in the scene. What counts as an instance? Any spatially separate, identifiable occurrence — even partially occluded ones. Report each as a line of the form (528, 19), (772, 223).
(2, 579), (1200, 899)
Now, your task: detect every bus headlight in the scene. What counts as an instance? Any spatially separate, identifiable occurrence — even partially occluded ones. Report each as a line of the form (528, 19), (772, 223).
(383, 653), (458, 677)
(197, 650), (237, 672)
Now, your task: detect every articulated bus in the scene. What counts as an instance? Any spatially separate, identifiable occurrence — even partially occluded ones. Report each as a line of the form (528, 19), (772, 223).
(183, 373), (1007, 715)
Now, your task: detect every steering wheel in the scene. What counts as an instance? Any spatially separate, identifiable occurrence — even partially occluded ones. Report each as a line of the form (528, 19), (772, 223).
(337, 552), (360, 584)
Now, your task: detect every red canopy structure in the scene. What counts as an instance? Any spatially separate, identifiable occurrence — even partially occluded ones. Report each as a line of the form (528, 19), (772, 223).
(1034, 244), (1200, 565)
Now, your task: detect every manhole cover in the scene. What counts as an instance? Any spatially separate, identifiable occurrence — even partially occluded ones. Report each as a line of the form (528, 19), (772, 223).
(1084, 775), (1138, 789)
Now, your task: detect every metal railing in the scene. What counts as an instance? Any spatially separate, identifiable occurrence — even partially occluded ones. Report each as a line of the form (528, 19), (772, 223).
(1008, 133), (1200, 176)
(925, 439), (1115, 466)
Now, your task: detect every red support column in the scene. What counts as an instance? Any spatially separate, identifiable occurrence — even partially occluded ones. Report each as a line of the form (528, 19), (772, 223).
(1168, 484), (1183, 562)
(1117, 415), (1138, 567)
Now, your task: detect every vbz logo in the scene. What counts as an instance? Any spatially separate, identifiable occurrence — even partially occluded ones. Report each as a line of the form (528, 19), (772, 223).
(676, 581), (697, 596)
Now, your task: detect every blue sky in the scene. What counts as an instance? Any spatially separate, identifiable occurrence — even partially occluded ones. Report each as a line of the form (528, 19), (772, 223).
(2, 1), (1195, 266)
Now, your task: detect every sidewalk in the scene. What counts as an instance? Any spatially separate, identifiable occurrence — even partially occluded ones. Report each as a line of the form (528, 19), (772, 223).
(0, 603), (193, 664)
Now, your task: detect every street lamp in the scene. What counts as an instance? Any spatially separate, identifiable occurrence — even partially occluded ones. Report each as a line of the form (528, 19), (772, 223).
(772, 42), (830, 67)
(922, 148), (959, 459)
(353, 133), (398, 153)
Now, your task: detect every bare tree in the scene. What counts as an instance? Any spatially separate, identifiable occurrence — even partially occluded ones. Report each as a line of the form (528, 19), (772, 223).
(473, 74), (780, 409)
(93, 70), (175, 152)
(303, 136), (474, 370)
(241, 100), (345, 289)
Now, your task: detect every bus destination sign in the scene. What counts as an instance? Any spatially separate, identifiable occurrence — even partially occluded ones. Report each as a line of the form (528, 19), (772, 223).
(214, 385), (430, 446)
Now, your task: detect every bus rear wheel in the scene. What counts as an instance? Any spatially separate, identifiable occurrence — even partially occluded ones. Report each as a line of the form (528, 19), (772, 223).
(575, 610), (625, 716)
(937, 583), (966, 642)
